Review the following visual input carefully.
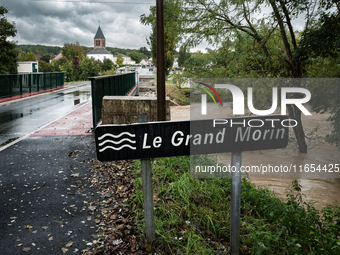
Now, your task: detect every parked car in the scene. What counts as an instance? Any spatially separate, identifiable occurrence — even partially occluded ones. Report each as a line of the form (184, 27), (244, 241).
(131, 67), (136, 72)
(149, 67), (153, 71)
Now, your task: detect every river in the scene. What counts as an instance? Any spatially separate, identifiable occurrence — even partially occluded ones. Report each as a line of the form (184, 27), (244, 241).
(171, 104), (340, 211)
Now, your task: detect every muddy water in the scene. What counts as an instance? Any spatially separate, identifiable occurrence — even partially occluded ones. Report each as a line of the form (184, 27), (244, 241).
(170, 104), (340, 211)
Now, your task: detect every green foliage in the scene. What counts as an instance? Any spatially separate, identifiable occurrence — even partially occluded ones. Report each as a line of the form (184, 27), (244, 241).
(18, 51), (36, 61)
(127, 51), (145, 63)
(61, 42), (83, 61)
(0, 6), (18, 74)
(139, 46), (151, 58)
(78, 57), (100, 80)
(178, 44), (190, 68)
(297, 0), (340, 60)
(16, 44), (61, 56)
(40, 53), (51, 63)
(116, 54), (124, 65)
(130, 157), (340, 254)
(298, 1), (340, 149)
(140, 0), (181, 75)
(38, 60), (52, 73)
(59, 60), (74, 82)
(101, 58), (114, 72)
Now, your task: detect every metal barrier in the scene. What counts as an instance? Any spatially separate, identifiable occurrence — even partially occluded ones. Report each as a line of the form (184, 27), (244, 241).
(0, 72), (64, 99)
(89, 72), (139, 129)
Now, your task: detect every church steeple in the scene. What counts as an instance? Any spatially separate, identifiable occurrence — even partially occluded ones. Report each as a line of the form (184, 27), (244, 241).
(94, 26), (106, 48)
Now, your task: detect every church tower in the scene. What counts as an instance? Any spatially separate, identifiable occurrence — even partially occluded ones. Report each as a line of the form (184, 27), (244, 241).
(94, 26), (106, 48)
(86, 26), (113, 62)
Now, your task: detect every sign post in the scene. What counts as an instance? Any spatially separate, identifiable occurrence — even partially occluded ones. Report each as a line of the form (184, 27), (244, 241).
(95, 115), (289, 248)
(138, 113), (155, 242)
(230, 152), (242, 255)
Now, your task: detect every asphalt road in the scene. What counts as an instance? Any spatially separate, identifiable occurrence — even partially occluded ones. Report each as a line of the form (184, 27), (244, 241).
(0, 82), (100, 254)
(0, 82), (92, 148)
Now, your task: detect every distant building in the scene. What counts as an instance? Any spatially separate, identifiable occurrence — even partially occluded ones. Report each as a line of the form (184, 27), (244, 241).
(86, 26), (114, 62)
(17, 61), (38, 73)
(139, 58), (153, 66)
(113, 53), (135, 65)
(49, 52), (63, 64)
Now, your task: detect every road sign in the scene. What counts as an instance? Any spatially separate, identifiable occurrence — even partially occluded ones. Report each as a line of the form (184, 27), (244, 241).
(95, 115), (289, 161)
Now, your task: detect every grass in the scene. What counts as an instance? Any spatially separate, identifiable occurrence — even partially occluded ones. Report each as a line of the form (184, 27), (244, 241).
(166, 85), (191, 105)
(129, 156), (340, 254)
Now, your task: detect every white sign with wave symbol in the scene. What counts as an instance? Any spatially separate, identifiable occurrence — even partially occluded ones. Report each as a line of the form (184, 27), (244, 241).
(98, 132), (136, 152)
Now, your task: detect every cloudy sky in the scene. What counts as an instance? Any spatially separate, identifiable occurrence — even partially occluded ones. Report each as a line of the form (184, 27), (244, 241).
(2, 0), (308, 52)
(2, 0), (154, 49)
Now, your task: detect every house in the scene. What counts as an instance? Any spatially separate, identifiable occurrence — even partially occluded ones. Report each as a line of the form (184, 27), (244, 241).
(49, 52), (63, 64)
(86, 26), (114, 62)
(139, 58), (153, 67)
(112, 53), (135, 65)
(17, 61), (38, 73)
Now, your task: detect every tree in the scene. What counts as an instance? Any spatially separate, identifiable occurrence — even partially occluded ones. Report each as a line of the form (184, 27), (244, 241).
(78, 57), (100, 80)
(40, 53), (51, 63)
(38, 60), (52, 73)
(179, 0), (323, 153)
(178, 44), (190, 68)
(297, 0), (340, 149)
(116, 54), (124, 65)
(128, 51), (144, 63)
(61, 42), (83, 61)
(0, 6), (18, 74)
(140, 0), (182, 75)
(18, 52), (36, 61)
(101, 58), (114, 72)
(139, 46), (151, 58)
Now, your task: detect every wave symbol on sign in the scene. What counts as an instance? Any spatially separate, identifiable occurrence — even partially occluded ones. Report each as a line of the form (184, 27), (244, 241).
(98, 132), (136, 152)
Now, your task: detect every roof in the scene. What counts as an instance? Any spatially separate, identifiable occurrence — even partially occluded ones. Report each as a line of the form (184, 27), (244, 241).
(94, 26), (105, 39)
(87, 48), (113, 55)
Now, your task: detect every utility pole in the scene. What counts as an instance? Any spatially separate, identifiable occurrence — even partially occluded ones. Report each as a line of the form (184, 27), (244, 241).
(156, 0), (166, 121)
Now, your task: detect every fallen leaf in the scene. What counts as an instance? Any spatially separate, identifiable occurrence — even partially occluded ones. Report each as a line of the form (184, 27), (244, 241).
(87, 216), (91, 221)
(42, 226), (48, 230)
(112, 239), (123, 246)
(88, 205), (96, 211)
(24, 224), (33, 230)
(61, 247), (68, 253)
(71, 173), (79, 177)
(17, 243), (23, 247)
(65, 241), (73, 247)
(23, 247), (31, 252)
(49, 236), (53, 241)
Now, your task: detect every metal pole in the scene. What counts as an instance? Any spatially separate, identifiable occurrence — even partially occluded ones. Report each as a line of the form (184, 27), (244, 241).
(138, 113), (156, 242)
(231, 152), (242, 255)
(156, 0), (166, 121)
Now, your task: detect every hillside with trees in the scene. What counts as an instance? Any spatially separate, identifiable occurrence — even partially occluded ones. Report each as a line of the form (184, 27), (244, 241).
(16, 44), (151, 64)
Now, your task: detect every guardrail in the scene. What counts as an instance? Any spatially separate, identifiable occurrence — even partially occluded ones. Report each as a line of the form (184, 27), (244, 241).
(0, 72), (64, 99)
(89, 72), (138, 129)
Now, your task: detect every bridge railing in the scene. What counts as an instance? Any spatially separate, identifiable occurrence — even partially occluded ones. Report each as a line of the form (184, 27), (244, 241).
(0, 72), (64, 99)
(89, 72), (138, 129)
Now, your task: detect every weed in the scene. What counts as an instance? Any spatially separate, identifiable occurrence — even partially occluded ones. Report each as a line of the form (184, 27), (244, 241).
(130, 157), (340, 254)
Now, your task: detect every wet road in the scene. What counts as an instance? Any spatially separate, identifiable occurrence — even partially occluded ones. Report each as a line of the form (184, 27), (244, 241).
(0, 82), (91, 147)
